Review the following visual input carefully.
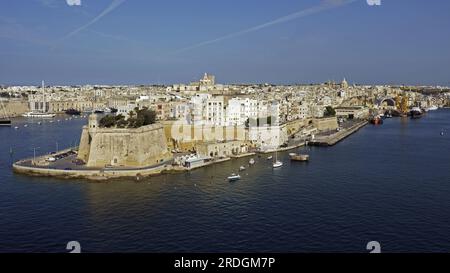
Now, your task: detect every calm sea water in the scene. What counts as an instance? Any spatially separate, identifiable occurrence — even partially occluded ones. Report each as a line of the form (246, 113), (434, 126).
(0, 110), (450, 253)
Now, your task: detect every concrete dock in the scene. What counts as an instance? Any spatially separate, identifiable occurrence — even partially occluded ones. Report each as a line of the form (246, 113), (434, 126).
(309, 120), (368, 146)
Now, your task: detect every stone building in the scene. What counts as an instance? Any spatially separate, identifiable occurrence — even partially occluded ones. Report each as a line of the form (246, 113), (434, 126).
(77, 114), (173, 168)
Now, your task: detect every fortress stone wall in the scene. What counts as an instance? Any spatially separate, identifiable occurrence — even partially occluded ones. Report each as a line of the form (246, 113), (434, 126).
(78, 114), (172, 168)
(0, 100), (29, 117)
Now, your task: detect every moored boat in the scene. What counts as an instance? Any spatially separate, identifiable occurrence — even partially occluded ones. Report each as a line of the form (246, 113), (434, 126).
(290, 153), (310, 162)
(228, 173), (241, 182)
(22, 112), (56, 118)
(370, 115), (383, 125)
(65, 109), (81, 116)
(410, 107), (423, 119)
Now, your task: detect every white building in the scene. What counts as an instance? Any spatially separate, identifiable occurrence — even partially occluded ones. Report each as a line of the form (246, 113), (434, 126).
(226, 97), (258, 126)
(206, 96), (225, 126)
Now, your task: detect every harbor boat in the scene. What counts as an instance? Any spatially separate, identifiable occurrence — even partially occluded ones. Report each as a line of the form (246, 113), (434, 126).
(272, 150), (283, 168)
(410, 107), (423, 119)
(228, 173), (241, 182)
(22, 112), (56, 118)
(370, 115), (383, 125)
(267, 156), (273, 160)
(65, 109), (81, 116)
(239, 166), (246, 171)
(426, 106), (438, 111)
(290, 153), (310, 162)
(273, 160), (283, 168)
(22, 81), (56, 118)
(249, 158), (255, 165)
(0, 119), (11, 126)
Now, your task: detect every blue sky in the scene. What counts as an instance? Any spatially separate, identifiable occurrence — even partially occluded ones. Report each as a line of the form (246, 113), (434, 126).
(1, 0), (449, 85)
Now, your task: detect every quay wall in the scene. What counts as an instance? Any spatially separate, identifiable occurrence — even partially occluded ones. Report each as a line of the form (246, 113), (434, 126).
(78, 118), (172, 168)
(12, 163), (171, 181)
(0, 100), (29, 117)
(310, 121), (368, 146)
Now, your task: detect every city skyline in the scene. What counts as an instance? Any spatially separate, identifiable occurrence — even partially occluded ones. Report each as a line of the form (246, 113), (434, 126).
(1, 0), (450, 85)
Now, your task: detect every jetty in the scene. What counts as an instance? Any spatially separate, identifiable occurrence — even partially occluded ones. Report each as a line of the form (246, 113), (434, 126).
(309, 120), (368, 146)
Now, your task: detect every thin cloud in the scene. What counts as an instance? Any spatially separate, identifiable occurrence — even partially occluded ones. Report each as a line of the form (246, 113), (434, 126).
(58, 0), (126, 42)
(173, 0), (358, 54)
(66, 0), (82, 6)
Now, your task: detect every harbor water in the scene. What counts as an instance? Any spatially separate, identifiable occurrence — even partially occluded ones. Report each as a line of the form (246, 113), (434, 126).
(1, 111), (450, 253)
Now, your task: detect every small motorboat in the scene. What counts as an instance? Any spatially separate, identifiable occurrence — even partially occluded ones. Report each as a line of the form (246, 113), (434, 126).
(267, 156), (273, 160)
(228, 173), (241, 182)
(239, 166), (246, 171)
(249, 158), (255, 165)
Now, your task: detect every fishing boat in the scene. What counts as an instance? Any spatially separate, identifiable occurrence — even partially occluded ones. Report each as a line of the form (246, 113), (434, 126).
(228, 173), (241, 182)
(290, 153), (310, 162)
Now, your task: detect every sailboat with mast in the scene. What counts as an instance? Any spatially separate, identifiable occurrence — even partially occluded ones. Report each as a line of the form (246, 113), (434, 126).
(272, 149), (283, 168)
(22, 81), (56, 118)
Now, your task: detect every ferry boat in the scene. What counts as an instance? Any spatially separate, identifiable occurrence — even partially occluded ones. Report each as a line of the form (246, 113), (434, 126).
(289, 153), (310, 162)
(228, 173), (241, 182)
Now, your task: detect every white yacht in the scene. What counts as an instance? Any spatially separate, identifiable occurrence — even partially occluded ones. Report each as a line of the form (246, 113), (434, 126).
(272, 150), (283, 168)
(22, 81), (56, 118)
(273, 161), (283, 168)
(22, 112), (56, 118)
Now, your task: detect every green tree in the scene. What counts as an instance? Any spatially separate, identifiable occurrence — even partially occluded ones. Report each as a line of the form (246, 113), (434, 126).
(324, 106), (336, 117)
